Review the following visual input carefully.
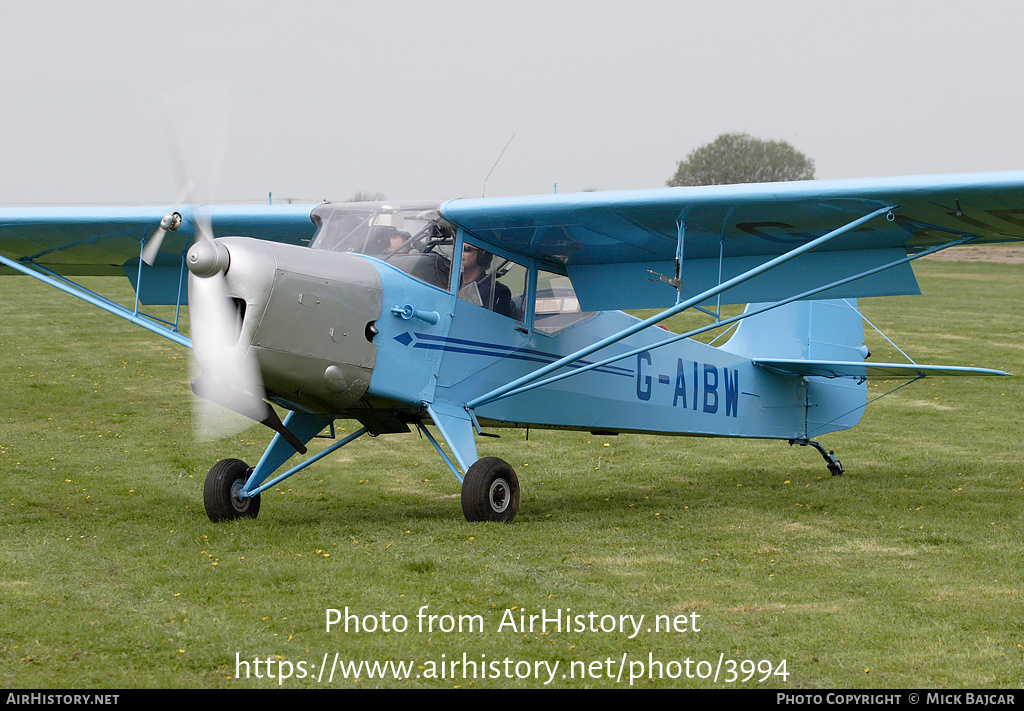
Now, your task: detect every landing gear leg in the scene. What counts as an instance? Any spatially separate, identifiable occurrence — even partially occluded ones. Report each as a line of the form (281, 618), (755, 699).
(789, 439), (844, 476)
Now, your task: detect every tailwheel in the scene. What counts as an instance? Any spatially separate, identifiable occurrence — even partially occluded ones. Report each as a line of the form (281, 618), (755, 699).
(789, 438), (844, 476)
(204, 458), (261, 522)
(461, 457), (520, 523)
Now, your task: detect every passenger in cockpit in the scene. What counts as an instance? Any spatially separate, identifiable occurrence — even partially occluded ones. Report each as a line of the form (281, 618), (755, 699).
(385, 230), (412, 255)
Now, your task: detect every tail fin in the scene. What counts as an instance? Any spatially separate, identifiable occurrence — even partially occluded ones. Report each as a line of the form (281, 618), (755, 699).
(720, 299), (867, 437)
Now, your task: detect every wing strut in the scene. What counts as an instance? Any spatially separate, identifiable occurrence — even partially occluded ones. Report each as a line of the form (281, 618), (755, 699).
(472, 231), (984, 406)
(0, 250), (192, 349)
(466, 204), (897, 410)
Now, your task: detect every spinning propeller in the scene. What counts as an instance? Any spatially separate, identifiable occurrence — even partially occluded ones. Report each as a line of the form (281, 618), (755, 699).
(186, 221), (268, 441)
(142, 83), (228, 266)
(150, 83), (306, 451)
(186, 236), (307, 453)
(140, 182), (191, 266)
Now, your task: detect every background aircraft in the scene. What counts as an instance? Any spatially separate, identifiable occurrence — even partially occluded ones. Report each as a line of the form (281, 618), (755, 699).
(0, 171), (1020, 522)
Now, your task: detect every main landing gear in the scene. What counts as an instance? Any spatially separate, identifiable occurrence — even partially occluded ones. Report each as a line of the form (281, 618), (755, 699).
(204, 458), (261, 521)
(460, 457), (520, 523)
(202, 453), (522, 523)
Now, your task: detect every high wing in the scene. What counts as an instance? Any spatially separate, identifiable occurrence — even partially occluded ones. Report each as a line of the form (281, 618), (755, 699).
(440, 170), (1024, 310)
(0, 203), (317, 279)
(5, 170), (1024, 309)
(2, 170), (1023, 350)
(0, 203), (319, 346)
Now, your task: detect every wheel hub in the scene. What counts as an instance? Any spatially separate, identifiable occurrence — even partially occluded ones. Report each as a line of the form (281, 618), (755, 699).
(488, 478), (509, 513)
(230, 479), (250, 513)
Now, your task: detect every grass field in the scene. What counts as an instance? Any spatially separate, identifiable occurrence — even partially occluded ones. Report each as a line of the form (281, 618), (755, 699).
(1, 260), (1021, 688)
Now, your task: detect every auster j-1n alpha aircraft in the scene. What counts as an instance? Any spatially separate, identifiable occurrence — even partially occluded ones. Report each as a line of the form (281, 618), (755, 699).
(1, 171), (1021, 522)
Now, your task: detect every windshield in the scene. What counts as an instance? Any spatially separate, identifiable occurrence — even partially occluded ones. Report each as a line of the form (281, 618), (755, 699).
(310, 201), (454, 289)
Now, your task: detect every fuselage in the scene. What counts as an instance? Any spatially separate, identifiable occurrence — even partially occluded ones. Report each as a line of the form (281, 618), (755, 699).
(205, 225), (862, 443)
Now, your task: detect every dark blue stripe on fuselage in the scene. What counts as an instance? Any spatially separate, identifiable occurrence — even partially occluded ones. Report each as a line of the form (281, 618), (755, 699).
(397, 332), (634, 377)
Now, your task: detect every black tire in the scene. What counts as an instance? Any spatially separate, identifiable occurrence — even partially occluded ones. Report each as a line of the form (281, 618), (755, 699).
(461, 457), (519, 523)
(204, 458), (261, 522)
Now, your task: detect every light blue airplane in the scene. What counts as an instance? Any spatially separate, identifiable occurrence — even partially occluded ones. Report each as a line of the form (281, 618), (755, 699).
(0, 171), (1020, 522)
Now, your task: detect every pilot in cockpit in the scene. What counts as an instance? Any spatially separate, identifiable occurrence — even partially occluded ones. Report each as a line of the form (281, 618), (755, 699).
(458, 243), (516, 319)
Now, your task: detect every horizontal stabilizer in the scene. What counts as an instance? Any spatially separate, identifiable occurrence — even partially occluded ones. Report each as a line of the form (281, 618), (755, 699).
(753, 359), (1012, 379)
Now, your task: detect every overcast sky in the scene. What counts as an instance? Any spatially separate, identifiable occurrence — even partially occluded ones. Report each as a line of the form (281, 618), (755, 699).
(2, 0), (1022, 206)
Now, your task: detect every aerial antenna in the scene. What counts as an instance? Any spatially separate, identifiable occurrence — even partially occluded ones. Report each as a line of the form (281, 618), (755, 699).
(482, 133), (516, 197)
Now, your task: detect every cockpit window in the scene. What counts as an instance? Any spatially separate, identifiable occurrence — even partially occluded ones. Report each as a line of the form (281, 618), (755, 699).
(457, 241), (527, 322)
(310, 202), (454, 290)
(534, 271), (593, 334)
(310, 203), (583, 332)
